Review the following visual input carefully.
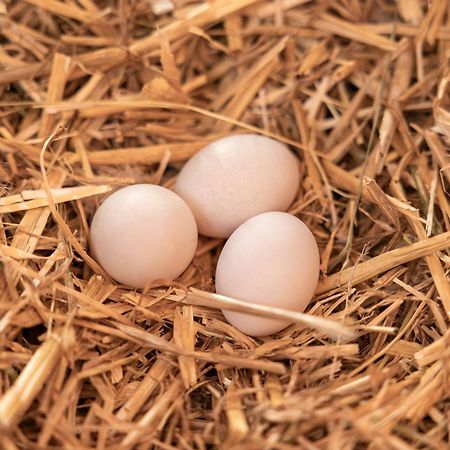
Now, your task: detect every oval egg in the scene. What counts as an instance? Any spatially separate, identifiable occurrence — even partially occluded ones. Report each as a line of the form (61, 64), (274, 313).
(175, 134), (300, 238)
(215, 212), (320, 336)
(90, 184), (198, 289)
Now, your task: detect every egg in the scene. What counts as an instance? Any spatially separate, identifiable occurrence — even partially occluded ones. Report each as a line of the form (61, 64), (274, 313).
(90, 184), (198, 288)
(215, 212), (320, 336)
(174, 134), (300, 238)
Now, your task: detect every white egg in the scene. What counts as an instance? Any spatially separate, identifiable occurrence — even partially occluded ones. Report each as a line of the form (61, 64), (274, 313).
(90, 184), (198, 288)
(175, 134), (300, 238)
(215, 212), (320, 336)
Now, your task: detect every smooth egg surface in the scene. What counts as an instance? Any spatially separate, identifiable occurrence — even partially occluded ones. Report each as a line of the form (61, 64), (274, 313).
(90, 184), (198, 288)
(175, 134), (300, 238)
(215, 212), (320, 336)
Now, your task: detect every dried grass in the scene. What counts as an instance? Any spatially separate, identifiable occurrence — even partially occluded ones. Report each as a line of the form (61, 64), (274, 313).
(0, 0), (449, 448)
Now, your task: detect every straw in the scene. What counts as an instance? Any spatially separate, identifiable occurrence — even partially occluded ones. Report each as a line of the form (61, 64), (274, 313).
(1, 1), (449, 448)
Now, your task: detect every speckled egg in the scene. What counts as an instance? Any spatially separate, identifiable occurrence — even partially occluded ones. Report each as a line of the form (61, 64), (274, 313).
(175, 134), (300, 238)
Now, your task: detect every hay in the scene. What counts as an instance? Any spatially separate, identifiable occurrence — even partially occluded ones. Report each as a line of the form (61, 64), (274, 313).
(0, 0), (449, 448)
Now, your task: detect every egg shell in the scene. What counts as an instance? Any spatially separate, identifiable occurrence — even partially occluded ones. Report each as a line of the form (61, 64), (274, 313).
(90, 184), (198, 288)
(174, 134), (300, 238)
(215, 212), (320, 336)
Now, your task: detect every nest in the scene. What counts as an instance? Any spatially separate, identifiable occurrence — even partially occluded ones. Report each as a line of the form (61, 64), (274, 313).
(0, 0), (449, 448)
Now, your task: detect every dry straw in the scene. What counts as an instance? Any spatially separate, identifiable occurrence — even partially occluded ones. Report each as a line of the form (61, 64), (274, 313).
(0, 0), (449, 448)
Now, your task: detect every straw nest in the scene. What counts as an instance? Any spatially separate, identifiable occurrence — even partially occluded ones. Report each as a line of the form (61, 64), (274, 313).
(0, 0), (449, 448)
